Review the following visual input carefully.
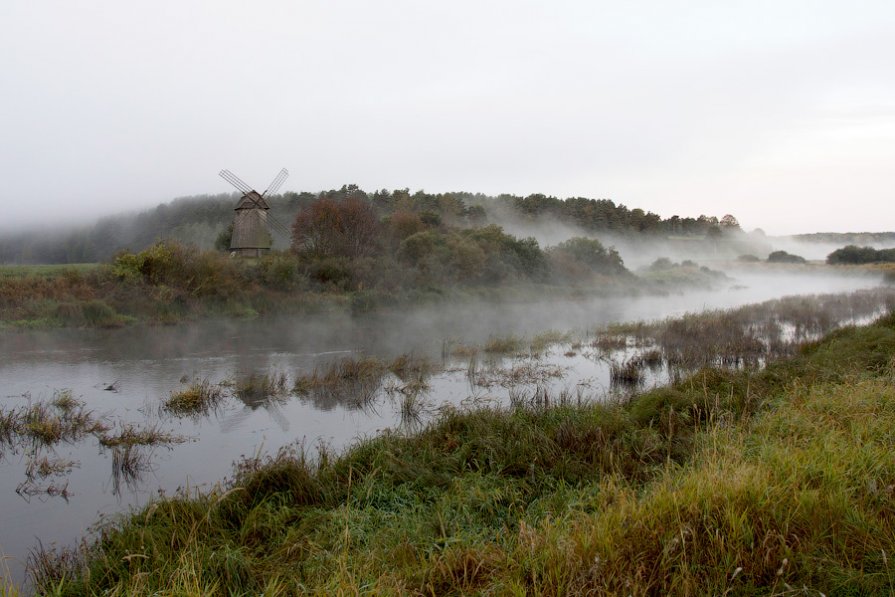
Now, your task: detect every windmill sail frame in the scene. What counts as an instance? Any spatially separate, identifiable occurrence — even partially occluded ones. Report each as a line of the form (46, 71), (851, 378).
(219, 169), (289, 257)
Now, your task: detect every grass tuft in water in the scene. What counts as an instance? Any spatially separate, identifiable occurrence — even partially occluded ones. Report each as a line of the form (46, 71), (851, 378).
(164, 378), (227, 416)
(99, 423), (184, 448)
(234, 371), (289, 404)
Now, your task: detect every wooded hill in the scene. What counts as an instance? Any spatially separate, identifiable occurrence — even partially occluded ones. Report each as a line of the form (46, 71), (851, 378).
(0, 186), (745, 264)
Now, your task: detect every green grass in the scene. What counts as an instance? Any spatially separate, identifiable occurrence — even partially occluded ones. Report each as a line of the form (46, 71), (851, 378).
(30, 313), (895, 595)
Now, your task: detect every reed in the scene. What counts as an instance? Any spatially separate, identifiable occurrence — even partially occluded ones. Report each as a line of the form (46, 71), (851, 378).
(609, 358), (644, 389)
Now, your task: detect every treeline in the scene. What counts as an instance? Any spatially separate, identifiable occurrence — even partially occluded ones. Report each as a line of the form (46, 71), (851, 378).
(827, 245), (895, 265)
(2, 206), (634, 327)
(0, 185), (742, 264)
(289, 192), (628, 296)
(793, 232), (895, 244)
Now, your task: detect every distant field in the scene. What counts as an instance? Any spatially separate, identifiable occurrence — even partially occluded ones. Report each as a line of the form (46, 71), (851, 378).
(0, 263), (101, 278)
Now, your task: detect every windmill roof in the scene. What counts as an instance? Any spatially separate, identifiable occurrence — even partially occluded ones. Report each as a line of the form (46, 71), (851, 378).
(235, 191), (270, 210)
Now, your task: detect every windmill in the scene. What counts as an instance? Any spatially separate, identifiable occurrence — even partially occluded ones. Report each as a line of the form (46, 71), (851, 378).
(219, 168), (291, 257)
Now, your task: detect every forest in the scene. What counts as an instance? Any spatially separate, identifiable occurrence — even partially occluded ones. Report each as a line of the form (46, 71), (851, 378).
(0, 185), (744, 265)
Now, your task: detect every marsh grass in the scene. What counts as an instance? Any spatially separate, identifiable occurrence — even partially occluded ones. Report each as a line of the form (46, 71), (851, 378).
(26, 455), (77, 480)
(593, 287), (895, 376)
(449, 342), (480, 358)
(234, 371), (289, 405)
(529, 330), (575, 354)
(0, 392), (107, 454)
(468, 359), (565, 389)
(387, 353), (433, 380)
(294, 356), (395, 408)
(609, 358), (645, 389)
(109, 444), (154, 496)
(164, 378), (227, 416)
(28, 310), (895, 595)
(99, 423), (184, 448)
(483, 334), (522, 354)
(0, 556), (22, 597)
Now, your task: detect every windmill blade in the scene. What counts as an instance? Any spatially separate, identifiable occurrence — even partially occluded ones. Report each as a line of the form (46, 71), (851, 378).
(263, 168), (289, 197)
(264, 215), (293, 239)
(219, 169), (254, 194)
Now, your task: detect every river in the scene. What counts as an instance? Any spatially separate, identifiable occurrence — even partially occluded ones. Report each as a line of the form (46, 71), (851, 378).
(0, 268), (887, 589)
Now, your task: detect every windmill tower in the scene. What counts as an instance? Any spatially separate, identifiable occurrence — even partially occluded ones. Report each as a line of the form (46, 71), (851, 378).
(219, 168), (290, 257)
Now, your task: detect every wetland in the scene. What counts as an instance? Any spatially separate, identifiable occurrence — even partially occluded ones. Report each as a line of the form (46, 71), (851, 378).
(0, 266), (890, 590)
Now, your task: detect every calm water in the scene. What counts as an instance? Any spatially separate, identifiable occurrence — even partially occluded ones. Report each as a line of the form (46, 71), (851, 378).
(0, 269), (885, 588)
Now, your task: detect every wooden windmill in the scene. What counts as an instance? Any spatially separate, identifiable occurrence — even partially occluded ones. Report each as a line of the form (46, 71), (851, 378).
(219, 168), (290, 257)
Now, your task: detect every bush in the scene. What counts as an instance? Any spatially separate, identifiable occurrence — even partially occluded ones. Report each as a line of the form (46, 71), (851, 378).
(255, 253), (306, 291)
(827, 245), (895, 265)
(306, 257), (354, 290)
(767, 250), (806, 264)
(550, 237), (627, 275)
(113, 242), (243, 299)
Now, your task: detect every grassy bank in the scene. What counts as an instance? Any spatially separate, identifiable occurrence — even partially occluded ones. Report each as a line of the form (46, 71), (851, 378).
(28, 313), (895, 594)
(0, 235), (763, 330)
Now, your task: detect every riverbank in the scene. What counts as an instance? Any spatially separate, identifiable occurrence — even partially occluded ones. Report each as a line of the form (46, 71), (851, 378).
(0, 242), (743, 330)
(25, 310), (895, 594)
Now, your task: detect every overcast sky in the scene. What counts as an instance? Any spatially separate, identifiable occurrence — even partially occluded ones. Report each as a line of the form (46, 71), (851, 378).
(1, 1), (893, 235)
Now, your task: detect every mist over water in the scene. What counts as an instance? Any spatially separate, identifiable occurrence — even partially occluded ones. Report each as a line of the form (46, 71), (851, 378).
(0, 267), (888, 587)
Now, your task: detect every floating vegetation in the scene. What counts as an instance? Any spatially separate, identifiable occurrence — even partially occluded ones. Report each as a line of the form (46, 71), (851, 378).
(164, 377), (227, 416)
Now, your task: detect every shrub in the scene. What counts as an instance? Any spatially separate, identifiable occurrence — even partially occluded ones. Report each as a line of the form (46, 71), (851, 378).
(550, 237), (627, 275)
(827, 245), (895, 265)
(767, 250), (806, 264)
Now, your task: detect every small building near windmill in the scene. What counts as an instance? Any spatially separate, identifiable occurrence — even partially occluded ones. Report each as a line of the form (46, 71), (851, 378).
(230, 191), (272, 257)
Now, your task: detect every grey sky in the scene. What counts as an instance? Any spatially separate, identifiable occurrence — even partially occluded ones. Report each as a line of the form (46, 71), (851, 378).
(2, 0), (893, 235)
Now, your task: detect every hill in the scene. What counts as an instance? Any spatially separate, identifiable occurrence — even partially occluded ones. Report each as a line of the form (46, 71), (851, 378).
(0, 187), (750, 264)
